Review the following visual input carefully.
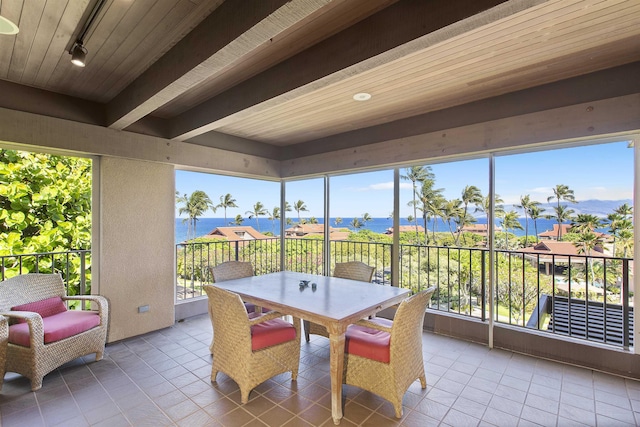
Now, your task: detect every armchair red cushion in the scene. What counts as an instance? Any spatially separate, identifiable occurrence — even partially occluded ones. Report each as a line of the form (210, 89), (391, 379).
(250, 318), (296, 351)
(11, 296), (67, 323)
(9, 310), (101, 347)
(345, 318), (393, 363)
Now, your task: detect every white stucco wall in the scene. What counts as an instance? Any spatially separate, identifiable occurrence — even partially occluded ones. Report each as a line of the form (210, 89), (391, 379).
(99, 157), (175, 342)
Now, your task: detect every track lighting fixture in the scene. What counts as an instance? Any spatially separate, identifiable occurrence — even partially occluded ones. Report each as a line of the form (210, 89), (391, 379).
(68, 0), (107, 67)
(70, 42), (87, 67)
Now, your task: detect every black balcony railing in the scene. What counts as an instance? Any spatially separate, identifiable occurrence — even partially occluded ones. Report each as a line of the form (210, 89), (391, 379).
(177, 238), (634, 348)
(0, 250), (92, 306)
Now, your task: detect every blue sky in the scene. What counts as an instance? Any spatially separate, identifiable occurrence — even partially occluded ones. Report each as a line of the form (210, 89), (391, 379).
(176, 140), (633, 218)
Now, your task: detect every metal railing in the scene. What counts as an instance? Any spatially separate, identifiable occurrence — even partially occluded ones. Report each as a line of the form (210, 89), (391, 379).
(177, 238), (634, 348)
(0, 250), (92, 299)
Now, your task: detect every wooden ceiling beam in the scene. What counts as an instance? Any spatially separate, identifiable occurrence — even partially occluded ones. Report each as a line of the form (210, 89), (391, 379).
(167, 0), (522, 141)
(105, 0), (325, 130)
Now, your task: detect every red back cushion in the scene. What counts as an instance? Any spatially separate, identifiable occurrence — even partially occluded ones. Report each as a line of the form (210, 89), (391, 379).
(8, 310), (100, 347)
(345, 318), (393, 363)
(250, 318), (296, 351)
(12, 296), (67, 323)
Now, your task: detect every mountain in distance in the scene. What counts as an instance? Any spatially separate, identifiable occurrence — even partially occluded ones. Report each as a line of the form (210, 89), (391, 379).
(502, 199), (632, 218)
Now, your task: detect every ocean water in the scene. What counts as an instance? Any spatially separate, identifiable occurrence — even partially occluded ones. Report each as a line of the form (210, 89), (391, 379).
(175, 217), (588, 244)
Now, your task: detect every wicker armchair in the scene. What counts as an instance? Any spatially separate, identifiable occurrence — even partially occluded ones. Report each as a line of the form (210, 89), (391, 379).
(204, 285), (300, 403)
(0, 273), (109, 391)
(304, 261), (375, 342)
(342, 287), (435, 418)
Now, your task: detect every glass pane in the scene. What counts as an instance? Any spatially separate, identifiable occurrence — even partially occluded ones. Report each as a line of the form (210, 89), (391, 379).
(329, 170), (394, 284)
(399, 159), (489, 318)
(284, 178), (325, 274)
(175, 171), (280, 299)
(494, 141), (634, 346)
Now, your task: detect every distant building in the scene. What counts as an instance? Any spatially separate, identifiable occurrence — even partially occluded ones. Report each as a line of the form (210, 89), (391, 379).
(520, 241), (610, 274)
(538, 223), (612, 242)
(538, 224), (573, 240)
(284, 223), (349, 241)
(204, 226), (271, 242)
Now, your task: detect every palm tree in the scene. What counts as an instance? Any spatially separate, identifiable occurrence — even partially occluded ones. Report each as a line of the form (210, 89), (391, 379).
(217, 193), (238, 224)
(500, 210), (523, 249)
(334, 217), (342, 227)
(176, 190), (214, 240)
(268, 206), (281, 234)
(245, 201), (267, 231)
(416, 179), (444, 245)
(350, 218), (363, 230)
(401, 166), (433, 239)
(547, 184), (577, 240)
(514, 194), (540, 246)
(529, 204), (546, 244)
(440, 199), (463, 241)
(233, 214), (244, 226)
(461, 185), (482, 223)
(292, 200), (308, 224)
(362, 213), (372, 225)
(607, 203), (633, 257)
(546, 205), (575, 240)
(475, 193), (504, 243)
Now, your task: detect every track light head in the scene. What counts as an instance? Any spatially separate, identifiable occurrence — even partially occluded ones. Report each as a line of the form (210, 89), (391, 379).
(70, 42), (87, 67)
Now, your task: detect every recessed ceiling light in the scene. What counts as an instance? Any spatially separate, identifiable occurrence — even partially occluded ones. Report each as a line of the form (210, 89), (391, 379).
(353, 92), (372, 101)
(0, 15), (19, 35)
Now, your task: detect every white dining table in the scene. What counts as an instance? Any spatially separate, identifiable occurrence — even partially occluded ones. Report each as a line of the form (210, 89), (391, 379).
(213, 270), (410, 425)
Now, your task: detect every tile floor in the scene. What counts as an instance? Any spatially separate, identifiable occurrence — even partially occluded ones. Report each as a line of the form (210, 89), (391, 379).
(1, 314), (640, 426)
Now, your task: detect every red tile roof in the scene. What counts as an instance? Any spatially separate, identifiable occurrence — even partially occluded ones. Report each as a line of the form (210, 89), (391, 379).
(205, 226), (271, 241)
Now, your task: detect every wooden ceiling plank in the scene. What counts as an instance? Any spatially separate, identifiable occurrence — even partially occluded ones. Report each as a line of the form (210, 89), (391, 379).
(21, 0), (68, 85)
(73, 0), (165, 100)
(83, 0), (188, 101)
(0, 0), (23, 79)
(98, 0), (224, 101)
(6, 0), (46, 82)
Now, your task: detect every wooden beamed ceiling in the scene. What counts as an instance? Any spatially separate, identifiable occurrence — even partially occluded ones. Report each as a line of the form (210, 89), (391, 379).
(0, 0), (639, 160)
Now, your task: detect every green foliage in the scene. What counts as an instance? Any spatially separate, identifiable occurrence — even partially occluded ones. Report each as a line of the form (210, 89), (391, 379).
(0, 149), (92, 297)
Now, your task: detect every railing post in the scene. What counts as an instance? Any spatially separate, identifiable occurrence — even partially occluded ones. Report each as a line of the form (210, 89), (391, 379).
(623, 258), (630, 349)
(235, 241), (239, 261)
(481, 250), (486, 322)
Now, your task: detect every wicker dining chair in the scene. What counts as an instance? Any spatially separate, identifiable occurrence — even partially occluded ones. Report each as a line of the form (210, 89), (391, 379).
(208, 261), (256, 352)
(0, 273), (109, 391)
(204, 285), (300, 403)
(304, 261), (375, 342)
(342, 287), (436, 418)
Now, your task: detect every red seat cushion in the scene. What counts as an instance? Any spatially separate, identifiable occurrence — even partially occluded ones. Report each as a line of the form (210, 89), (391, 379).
(250, 318), (296, 351)
(8, 310), (101, 347)
(12, 296), (67, 323)
(345, 318), (393, 363)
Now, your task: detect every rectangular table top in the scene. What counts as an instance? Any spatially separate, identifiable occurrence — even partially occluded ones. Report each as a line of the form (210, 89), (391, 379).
(212, 270), (410, 326)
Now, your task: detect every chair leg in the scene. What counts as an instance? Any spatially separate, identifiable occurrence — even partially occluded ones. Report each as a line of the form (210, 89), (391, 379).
(31, 376), (43, 391)
(211, 368), (219, 382)
(303, 320), (311, 342)
(419, 373), (426, 389)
